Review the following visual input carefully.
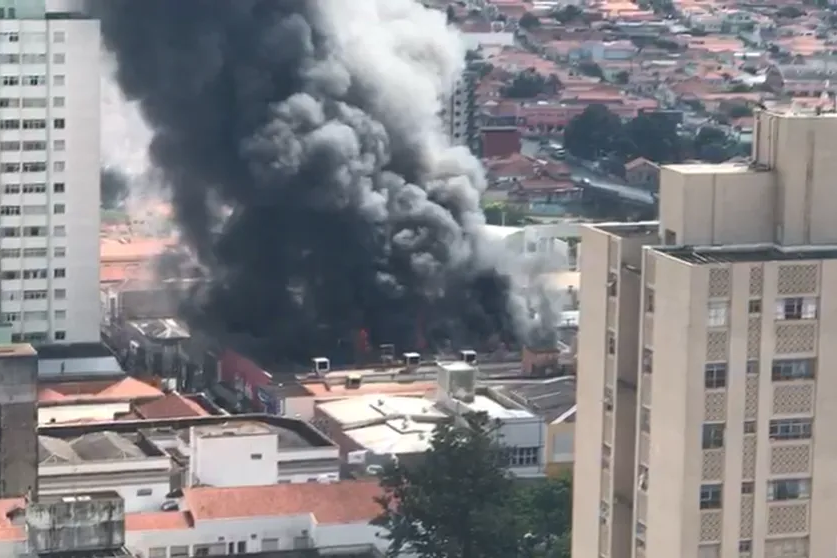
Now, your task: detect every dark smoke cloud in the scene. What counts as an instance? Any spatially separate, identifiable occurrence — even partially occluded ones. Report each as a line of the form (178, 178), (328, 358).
(100, 167), (129, 210)
(91, 0), (555, 365)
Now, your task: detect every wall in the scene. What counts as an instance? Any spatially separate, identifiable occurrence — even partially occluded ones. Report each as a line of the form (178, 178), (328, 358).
(0, 351), (37, 497)
(60, 17), (101, 343)
(545, 421), (574, 477)
(38, 401), (129, 424)
(219, 350), (277, 412)
(39, 480), (169, 514)
(189, 430), (340, 487)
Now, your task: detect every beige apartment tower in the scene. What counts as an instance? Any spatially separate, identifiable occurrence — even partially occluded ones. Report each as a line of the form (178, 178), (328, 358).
(574, 108), (837, 558)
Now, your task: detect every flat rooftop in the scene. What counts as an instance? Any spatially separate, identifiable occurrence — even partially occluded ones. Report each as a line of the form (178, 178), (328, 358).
(593, 221), (659, 238)
(128, 318), (190, 341)
(0, 343), (36, 357)
(499, 377), (577, 423)
(663, 162), (759, 174)
(37, 491), (123, 504)
(656, 243), (837, 265)
(39, 414), (334, 450)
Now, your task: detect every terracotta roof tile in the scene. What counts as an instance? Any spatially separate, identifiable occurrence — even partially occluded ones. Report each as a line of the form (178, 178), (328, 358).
(134, 393), (210, 419)
(39, 377), (163, 403)
(125, 511), (193, 531)
(184, 481), (382, 524)
(0, 498), (25, 541)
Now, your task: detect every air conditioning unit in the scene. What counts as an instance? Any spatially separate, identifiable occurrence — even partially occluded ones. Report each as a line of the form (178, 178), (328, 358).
(312, 357), (330, 375)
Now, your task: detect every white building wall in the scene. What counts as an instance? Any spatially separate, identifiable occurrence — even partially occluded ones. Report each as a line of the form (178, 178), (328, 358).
(38, 401), (130, 424)
(39, 479), (170, 513)
(126, 516), (386, 558)
(0, 11), (100, 344)
(189, 432), (341, 487)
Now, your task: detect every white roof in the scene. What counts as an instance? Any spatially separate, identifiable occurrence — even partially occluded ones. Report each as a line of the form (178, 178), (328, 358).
(316, 395), (446, 428)
(344, 420), (436, 455)
(464, 395), (534, 420)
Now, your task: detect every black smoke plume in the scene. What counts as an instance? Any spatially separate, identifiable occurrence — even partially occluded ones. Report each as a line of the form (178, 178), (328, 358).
(91, 0), (555, 365)
(100, 167), (129, 210)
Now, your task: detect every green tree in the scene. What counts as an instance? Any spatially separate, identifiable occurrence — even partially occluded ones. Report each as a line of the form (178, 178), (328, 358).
(514, 474), (573, 558)
(777, 5), (804, 18)
(577, 61), (603, 79)
(519, 11), (541, 29)
(694, 126), (733, 162)
(624, 113), (683, 163)
(613, 70), (630, 85)
(564, 104), (626, 160)
(372, 413), (521, 558)
(727, 104), (753, 118)
(552, 5), (582, 23)
(503, 69), (555, 99)
(483, 202), (529, 226)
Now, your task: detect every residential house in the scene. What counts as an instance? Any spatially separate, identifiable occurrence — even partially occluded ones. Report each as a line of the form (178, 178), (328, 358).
(624, 157), (661, 192)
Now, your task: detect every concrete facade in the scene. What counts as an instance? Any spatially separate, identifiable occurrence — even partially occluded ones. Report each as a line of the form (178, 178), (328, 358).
(0, 343), (37, 498)
(573, 108), (837, 558)
(0, 2), (101, 344)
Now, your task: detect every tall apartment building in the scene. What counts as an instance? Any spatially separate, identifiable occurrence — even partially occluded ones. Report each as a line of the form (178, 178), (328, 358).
(440, 70), (478, 153)
(0, 0), (100, 344)
(574, 107), (837, 558)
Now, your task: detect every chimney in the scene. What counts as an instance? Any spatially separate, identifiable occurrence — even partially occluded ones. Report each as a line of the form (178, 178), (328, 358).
(403, 352), (421, 372)
(459, 349), (477, 365)
(312, 357), (330, 375)
(344, 374), (362, 390)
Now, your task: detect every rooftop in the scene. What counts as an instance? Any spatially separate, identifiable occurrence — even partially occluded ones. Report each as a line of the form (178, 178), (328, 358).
(317, 394), (447, 430)
(38, 431), (164, 465)
(182, 481), (382, 523)
(128, 318), (190, 341)
(663, 161), (760, 174)
(656, 243), (837, 265)
(0, 343), (36, 357)
(188, 420), (314, 449)
(594, 221), (659, 238)
(38, 414), (334, 449)
(300, 380), (436, 398)
(38, 377), (163, 404)
(499, 377), (577, 423)
(130, 393), (217, 420)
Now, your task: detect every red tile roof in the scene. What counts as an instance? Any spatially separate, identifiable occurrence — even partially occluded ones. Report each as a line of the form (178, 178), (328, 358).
(184, 481), (383, 524)
(134, 393), (210, 419)
(38, 377), (163, 404)
(125, 511), (193, 531)
(0, 498), (25, 541)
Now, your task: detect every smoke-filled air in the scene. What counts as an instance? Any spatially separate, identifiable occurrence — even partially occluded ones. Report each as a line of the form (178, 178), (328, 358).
(90, 0), (558, 365)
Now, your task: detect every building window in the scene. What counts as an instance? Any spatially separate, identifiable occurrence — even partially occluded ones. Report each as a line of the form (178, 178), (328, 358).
(642, 349), (653, 374)
(23, 75), (46, 86)
(704, 363), (727, 389)
(54, 331), (65, 341)
(1, 313), (19, 323)
(0, 120), (19, 130)
(54, 289), (66, 299)
(53, 118), (65, 129)
(645, 289), (654, 312)
(261, 539), (279, 551)
(769, 418), (812, 440)
(775, 297), (817, 320)
(23, 226), (45, 237)
(53, 140), (65, 151)
(1, 76), (18, 86)
(53, 182), (65, 193)
(638, 465), (649, 491)
(0, 98), (18, 108)
(23, 141), (46, 150)
(702, 423), (725, 449)
(509, 446), (540, 467)
(53, 31), (65, 43)
(640, 407), (650, 433)
(0, 271), (19, 280)
(52, 53), (65, 64)
(746, 360), (759, 375)
(22, 162), (46, 173)
(601, 444), (611, 469)
(707, 300), (728, 327)
(767, 478), (811, 501)
(23, 183), (46, 193)
(739, 541), (752, 553)
(603, 386), (613, 411)
(148, 549), (166, 558)
(0, 142), (19, 151)
(53, 96), (64, 108)
(0, 227), (18, 238)
(741, 482), (754, 494)
(24, 248), (47, 258)
(772, 358), (815, 381)
(53, 204), (65, 215)
(3, 185), (19, 194)
(136, 488), (152, 496)
(0, 206), (20, 216)
(699, 483), (723, 509)
(54, 310), (66, 320)
(23, 290), (47, 300)
(250, 453), (263, 460)
(744, 421), (756, 434)
(53, 268), (66, 278)
(607, 330), (616, 354)
(607, 272), (617, 297)
(54, 247), (65, 258)
(0, 250), (19, 259)
(24, 311), (48, 321)
(53, 75), (65, 86)
(53, 161), (65, 172)
(23, 269), (47, 279)
(23, 205), (46, 215)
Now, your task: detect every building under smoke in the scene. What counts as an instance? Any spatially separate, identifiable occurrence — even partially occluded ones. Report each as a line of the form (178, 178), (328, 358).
(89, 0), (557, 366)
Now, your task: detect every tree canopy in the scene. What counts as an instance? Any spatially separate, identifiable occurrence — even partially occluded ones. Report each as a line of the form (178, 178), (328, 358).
(519, 11), (541, 29)
(372, 412), (572, 558)
(503, 70), (560, 99)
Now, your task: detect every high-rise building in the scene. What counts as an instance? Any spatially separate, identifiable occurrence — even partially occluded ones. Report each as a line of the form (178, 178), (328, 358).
(574, 108), (837, 558)
(0, 343), (37, 498)
(0, 0), (101, 344)
(440, 70), (478, 152)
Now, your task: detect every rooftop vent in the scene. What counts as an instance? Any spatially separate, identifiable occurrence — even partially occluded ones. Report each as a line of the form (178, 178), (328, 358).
(345, 374), (362, 390)
(403, 352), (420, 370)
(312, 357), (330, 375)
(460, 349), (477, 365)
